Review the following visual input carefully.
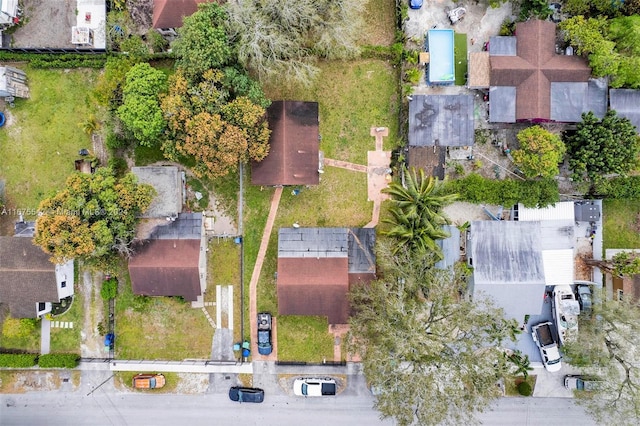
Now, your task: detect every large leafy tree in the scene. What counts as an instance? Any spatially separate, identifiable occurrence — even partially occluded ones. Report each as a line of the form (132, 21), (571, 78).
(586, 251), (640, 277)
(348, 244), (519, 426)
(116, 63), (167, 147)
(513, 126), (566, 179)
(226, 0), (365, 85)
(161, 69), (270, 180)
(34, 168), (155, 265)
(563, 297), (640, 425)
(382, 167), (457, 258)
(172, 3), (233, 78)
(565, 111), (640, 182)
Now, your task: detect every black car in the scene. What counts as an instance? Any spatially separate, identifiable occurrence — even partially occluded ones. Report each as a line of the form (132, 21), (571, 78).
(576, 284), (592, 315)
(257, 312), (273, 355)
(229, 386), (265, 403)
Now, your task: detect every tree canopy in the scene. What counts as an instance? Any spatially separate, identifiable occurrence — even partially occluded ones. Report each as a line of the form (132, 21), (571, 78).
(172, 3), (234, 78)
(348, 244), (519, 426)
(563, 297), (640, 425)
(116, 62), (167, 147)
(34, 167), (155, 265)
(160, 69), (270, 180)
(586, 251), (640, 277)
(226, 0), (365, 85)
(382, 167), (457, 258)
(565, 111), (640, 181)
(513, 126), (566, 179)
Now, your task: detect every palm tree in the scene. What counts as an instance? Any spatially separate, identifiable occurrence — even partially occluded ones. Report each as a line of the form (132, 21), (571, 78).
(383, 167), (458, 257)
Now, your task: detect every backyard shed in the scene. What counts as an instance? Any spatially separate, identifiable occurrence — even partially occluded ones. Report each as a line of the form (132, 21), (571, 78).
(0, 66), (29, 99)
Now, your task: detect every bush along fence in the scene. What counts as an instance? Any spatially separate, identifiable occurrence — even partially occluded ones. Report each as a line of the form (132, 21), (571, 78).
(0, 353), (80, 368)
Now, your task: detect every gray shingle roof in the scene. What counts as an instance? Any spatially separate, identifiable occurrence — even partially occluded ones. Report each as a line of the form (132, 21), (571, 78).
(408, 95), (475, 147)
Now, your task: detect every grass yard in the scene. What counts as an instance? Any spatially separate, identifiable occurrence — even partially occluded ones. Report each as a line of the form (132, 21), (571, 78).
(0, 67), (98, 217)
(262, 59), (401, 164)
(114, 272), (213, 360)
(603, 199), (640, 251)
(454, 33), (468, 86)
(276, 316), (335, 362)
(49, 289), (83, 353)
(0, 318), (40, 353)
(207, 238), (242, 343)
(359, 0), (397, 46)
(505, 375), (537, 397)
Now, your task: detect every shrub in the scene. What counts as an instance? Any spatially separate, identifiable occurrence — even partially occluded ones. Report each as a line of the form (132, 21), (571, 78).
(101, 277), (118, 300)
(405, 68), (421, 84)
(0, 353), (38, 368)
(108, 157), (128, 177)
(593, 176), (640, 199)
(37, 353), (80, 368)
(517, 381), (533, 396)
(445, 173), (559, 208)
(2, 317), (38, 338)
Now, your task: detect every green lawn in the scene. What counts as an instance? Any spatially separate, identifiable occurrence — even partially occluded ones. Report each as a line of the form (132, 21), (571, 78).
(262, 59), (401, 164)
(114, 271), (213, 360)
(455, 33), (468, 86)
(359, 0), (396, 46)
(0, 67), (98, 215)
(0, 318), (40, 353)
(276, 316), (335, 362)
(49, 287), (83, 353)
(603, 199), (640, 251)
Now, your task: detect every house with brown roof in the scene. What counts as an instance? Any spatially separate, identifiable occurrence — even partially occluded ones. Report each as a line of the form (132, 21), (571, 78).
(0, 237), (74, 318)
(153, 0), (211, 37)
(129, 213), (207, 304)
(277, 227), (376, 324)
(251, 101), (320, 186)
(488, 20), (607, 123)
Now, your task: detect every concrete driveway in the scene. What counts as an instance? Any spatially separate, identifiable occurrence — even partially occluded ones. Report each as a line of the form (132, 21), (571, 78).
(406, 0), (514, 51)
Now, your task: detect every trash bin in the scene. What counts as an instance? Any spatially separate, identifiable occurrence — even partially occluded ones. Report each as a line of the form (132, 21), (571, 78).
(242, 348), (250, 362)
(233, 343), (241, 351)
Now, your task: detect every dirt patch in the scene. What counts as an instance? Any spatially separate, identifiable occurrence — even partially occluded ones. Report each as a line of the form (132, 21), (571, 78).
(443, 201), (505, 225)
(173, 373), (209, 394)
(0, 371), (79, 393)
(80, 270), (106, 358)
(10, 0), (77, 49)
(575, 238), (595, 281)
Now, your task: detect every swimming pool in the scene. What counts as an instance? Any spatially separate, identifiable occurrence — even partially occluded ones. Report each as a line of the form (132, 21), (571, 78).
(427, 29), (455, 84)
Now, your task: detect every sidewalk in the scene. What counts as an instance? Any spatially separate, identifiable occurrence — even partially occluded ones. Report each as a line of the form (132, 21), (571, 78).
(40, 317), (51, 355)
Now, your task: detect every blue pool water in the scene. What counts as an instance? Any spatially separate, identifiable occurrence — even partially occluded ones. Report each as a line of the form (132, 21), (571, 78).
(427, 29), (455, 84)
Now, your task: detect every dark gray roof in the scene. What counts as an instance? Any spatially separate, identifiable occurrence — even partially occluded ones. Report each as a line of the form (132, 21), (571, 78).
(489, 36), (517, 56)
(278, 228), (348, 258)
(347, 228), (376, 274)
(435, 225), (460, 270)
(550, 79), (607, 122)
(0, 237), (59, 318)
(575, 201), (601, 222)
(489, 86), (516, 123)
(149, 212), (202, 240)
(610, 89), (640, 132)
(408, 95), (475, 147)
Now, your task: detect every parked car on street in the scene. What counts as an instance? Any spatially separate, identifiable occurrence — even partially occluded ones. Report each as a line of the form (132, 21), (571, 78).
(293, 378), (337, 396)
(132, 374), (165, 389)
(257, 312), (273, 355)
(576, 284), (593, 316)
(104, 333), (114, 349)
(228, 386), (265, 403)
(564, 375), (601, 391)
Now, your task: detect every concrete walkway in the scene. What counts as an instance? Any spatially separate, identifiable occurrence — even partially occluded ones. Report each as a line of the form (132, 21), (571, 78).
(249, 187), (283, 361)
(40, 318), (51, 355)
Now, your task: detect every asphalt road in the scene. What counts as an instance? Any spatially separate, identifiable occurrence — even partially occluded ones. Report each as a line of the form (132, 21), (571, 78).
(0, 391), (597, 426)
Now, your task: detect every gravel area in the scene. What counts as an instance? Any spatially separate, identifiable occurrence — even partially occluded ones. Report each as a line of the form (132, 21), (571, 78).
(9, 0), (77, 49)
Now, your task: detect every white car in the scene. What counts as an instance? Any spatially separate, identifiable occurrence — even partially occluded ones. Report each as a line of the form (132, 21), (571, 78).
(293, 378), (336, 396)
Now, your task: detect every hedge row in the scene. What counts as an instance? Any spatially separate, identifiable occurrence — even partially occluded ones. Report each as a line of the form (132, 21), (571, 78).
(0, 354), (38, 368)
(593, 176), (640, 199)
(444, 173), (560, 208)
(0, 353), (80, 368)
